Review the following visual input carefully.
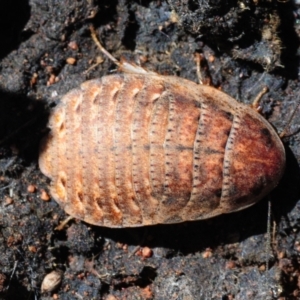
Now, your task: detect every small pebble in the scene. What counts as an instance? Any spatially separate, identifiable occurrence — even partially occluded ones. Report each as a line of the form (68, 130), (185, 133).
(115, 242), (124, 249)
(66, 57), (76, 65)
(27, 184), (36, 193)
(30, 73), (38, 87)
(208, 54), (215, 62)
(202, 248), (213, 258)
(259, 264), (266, 272)
(68, 41), (78, 51)
(4, 197), (13, 206)
(142, 247), (153, 258)
(141, 286), (153, 299)
(225, 261), (236, 269)
(28, 245), (37, 253)
(40, 190), (50, 201)
(278, 251), (285, 259)
(47, 74), (56, 86)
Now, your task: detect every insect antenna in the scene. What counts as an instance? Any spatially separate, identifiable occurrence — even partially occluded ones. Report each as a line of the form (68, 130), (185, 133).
(90, 25), (121, 69)
(90, 26), (156, 75)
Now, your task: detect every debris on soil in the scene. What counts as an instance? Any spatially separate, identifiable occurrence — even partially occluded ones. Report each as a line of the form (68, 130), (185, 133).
(41, 270), (63, 293)
(40, 190), (50, 201)
(27, 184), (36, 193)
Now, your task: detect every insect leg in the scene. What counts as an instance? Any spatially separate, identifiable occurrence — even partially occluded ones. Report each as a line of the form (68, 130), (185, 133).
(251, 86), (269, 113)
(194, 53), (212, 86)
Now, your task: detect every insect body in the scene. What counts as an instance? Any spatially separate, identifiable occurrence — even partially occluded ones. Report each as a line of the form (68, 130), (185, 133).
(39, 70), (285, 227)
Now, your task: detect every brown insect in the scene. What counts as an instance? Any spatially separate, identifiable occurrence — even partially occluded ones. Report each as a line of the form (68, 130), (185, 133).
(38, 28), (285, 228)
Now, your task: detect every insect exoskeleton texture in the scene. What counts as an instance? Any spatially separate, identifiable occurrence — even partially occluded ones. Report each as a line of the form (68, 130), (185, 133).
(39, 71), (285, 228)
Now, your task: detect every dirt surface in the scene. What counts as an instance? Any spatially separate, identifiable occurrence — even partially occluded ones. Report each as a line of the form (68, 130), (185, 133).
(0, 0), (300, 299)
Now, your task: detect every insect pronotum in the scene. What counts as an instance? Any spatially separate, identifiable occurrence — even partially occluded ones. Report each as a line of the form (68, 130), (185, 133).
(38, 27), (286, 227)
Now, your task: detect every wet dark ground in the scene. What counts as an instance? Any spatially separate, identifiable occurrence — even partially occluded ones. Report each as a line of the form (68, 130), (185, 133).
(0, 0), (300, 299)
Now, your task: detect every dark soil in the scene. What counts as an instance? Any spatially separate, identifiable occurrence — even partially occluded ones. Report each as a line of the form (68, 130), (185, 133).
(0, 0), (300, 299)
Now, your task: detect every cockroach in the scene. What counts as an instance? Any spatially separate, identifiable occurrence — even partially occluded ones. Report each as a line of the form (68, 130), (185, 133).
(38, 27), (286, 227)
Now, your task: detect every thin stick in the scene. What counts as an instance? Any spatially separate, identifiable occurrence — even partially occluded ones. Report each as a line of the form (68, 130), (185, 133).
(279, 97), (300, 138)
(266, 198), (272, 272)
(6, 260), (18, 292)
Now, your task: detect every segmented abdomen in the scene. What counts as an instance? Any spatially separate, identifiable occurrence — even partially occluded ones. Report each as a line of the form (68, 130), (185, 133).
(39, 73), (285, 227)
